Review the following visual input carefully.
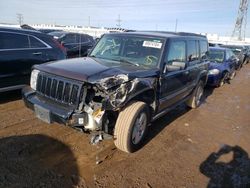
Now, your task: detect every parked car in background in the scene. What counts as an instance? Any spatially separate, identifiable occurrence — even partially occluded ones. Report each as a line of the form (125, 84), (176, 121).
(209, 42), (222, 47)
(220, 44), (250, 68)
(0, 27), (66, 92)
(48, 31), (95, 58)
(207, 47), (237, 87)
(39, 29), (62, 34)
(23, 31), (209, 153)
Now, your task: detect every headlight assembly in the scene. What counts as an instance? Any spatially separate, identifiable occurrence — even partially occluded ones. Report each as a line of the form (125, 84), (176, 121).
(30, 69), (40, 90)
(208, 69), (220, 75)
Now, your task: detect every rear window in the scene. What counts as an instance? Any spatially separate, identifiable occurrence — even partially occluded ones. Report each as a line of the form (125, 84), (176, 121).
(29, 36), (47, 48)
(0, 32), (29, 49)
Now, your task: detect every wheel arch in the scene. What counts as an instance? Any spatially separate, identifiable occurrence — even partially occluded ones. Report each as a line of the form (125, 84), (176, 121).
(125, 88), (156, 117)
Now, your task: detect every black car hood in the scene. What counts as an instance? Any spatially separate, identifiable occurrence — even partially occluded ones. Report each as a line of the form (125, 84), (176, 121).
(35, 57), (158, 87)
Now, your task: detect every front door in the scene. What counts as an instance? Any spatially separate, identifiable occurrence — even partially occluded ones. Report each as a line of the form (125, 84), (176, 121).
(158, 40), (189, 111)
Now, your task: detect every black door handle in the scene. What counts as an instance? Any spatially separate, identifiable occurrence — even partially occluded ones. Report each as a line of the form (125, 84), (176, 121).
(32, 52), (42, 55)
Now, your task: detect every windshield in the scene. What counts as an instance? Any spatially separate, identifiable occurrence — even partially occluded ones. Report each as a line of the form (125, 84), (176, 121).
(222, 46), (243, 56)
(208, 50), (224, 63)
(90, 35), (164, 68)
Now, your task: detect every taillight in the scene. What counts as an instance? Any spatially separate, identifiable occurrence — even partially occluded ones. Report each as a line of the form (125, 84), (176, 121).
(53, 39), (67, 54)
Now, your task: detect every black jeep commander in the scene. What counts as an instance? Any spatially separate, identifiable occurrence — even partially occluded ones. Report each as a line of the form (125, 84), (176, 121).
(23, 31), (209, 153)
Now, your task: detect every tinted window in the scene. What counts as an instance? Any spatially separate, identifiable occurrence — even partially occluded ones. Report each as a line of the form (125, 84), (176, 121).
(200, 40), (208, 60)
(187, 40), (199, 62)
(80, 35), (88, 43)
(227, 49), (236, 60)
(64, 34), (77, 43)
(166, 41), (186, 64)
(90, 35), (163, 68)
(0, 32), (29, 49)
(29, 36), (47, 48)
(225, 50), (231, 60)
(208, 50), (224, 63)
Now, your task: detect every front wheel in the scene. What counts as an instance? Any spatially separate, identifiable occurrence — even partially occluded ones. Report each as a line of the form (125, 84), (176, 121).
(229, 69), (236, 80)
(114, 101), (149, 153)
(218, 72), (229, 87)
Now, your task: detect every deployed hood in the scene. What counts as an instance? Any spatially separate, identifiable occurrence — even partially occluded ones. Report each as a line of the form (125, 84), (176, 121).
(34, 57), (158, 88)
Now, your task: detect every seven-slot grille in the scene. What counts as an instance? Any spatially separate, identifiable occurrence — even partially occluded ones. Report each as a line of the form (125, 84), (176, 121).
(36, 73), (82, 106)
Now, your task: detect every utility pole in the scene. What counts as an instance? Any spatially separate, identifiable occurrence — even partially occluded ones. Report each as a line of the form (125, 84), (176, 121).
(17, 13), (23, 25)
(175, 19), (178, 32)
(232, 0), (249, 40)
(116, 14), (122, 28)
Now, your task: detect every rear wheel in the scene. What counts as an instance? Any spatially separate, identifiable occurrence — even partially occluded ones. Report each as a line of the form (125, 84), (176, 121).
(186, 80), (204, 109)
(243, 59), (248, 65)
(114, 101), (149, 153)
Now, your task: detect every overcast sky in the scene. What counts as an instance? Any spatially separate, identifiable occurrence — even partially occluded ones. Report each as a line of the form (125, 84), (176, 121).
(0, 0), (249, 37)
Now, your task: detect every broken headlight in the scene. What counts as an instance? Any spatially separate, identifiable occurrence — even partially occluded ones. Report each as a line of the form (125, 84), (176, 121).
(110, 82), (131, 107)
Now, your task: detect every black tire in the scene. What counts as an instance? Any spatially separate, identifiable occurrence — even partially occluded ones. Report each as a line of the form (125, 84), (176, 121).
(114, 101), (149, 153)
(186, 80), (204, 109)
(243, 59), (248, 65)
(229, 69), (236, 80)
(218, 72), (229, 87)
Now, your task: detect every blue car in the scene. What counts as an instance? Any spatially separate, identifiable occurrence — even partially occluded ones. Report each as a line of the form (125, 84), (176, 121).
(207, 47), (237, 87)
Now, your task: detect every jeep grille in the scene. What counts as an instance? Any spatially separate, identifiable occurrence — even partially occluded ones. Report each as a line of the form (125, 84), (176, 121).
(36, 73), (82, 106)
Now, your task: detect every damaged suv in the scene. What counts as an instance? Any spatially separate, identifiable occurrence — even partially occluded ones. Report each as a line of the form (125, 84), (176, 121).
(23, 31), (209, 153)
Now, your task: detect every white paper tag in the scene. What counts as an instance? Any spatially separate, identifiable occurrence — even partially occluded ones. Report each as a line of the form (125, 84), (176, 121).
(78, 118), (84, 125)
(143, 41), (162, 49)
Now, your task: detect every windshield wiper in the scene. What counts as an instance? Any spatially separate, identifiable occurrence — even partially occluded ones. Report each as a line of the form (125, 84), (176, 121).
(119, 58), (139, 66)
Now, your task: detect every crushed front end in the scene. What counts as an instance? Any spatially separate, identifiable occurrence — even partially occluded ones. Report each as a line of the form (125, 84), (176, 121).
(23, 69), (140, 135)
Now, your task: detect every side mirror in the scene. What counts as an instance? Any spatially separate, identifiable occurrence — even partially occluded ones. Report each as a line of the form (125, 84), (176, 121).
(163, 61), (186, 73)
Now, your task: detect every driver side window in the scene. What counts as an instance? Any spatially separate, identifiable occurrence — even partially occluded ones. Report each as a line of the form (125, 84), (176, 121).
(164, 41), (186, 72)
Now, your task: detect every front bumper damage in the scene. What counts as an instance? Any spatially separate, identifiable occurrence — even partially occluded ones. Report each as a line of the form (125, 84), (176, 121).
(23, 71), (157, 135)
(22, 86), (105, 131)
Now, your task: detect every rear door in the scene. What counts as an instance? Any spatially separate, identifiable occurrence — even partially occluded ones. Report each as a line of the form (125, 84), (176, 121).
(0, 32), (52, 89)
(186, 39), (201, 92)
(0, 32), (31, 88)
(158, 39), (189, 111)
(28, 34), (52, 65)
(226, 49), (237, 70)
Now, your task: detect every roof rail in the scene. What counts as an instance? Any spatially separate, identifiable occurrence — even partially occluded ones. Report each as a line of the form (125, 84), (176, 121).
(132, 30), (206, 38)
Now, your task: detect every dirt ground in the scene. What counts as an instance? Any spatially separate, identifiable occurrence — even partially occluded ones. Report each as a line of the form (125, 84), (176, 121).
(0, 64), (250, 188)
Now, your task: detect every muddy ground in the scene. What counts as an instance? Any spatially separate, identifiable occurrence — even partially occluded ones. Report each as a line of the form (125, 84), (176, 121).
(0, 64), (250, 188)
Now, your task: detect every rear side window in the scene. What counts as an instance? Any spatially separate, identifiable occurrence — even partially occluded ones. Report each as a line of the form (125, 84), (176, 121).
(29, 36), (47, 48)
(64, 34), (77, 43)
(0, 32), (29, 49)
(200, 40), (208, 60)
(187, 40), (199, 62)
(80, 35), (88, 43)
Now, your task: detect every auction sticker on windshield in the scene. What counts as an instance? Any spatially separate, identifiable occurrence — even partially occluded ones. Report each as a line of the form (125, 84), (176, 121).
(143, 41), (162, 49)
